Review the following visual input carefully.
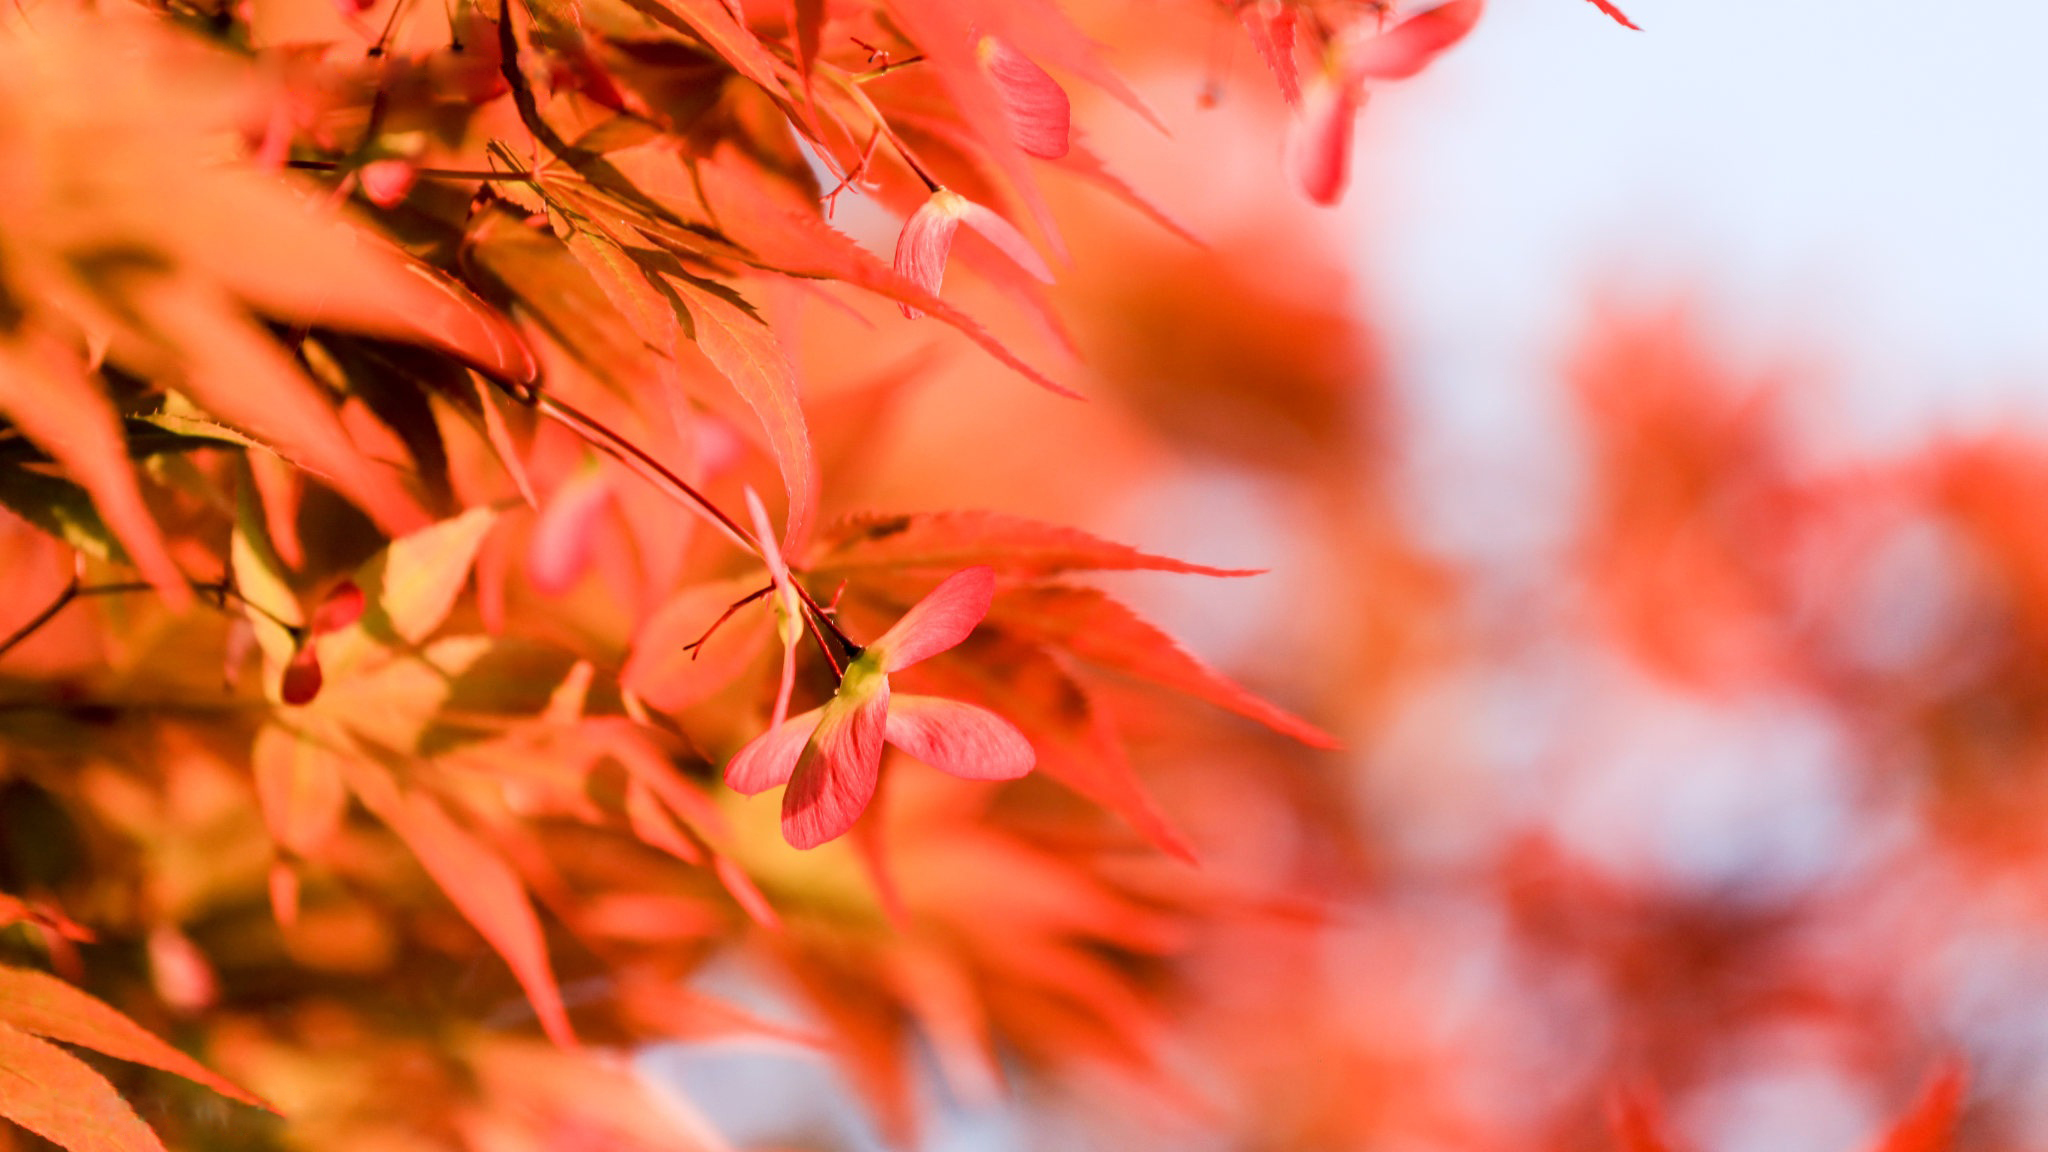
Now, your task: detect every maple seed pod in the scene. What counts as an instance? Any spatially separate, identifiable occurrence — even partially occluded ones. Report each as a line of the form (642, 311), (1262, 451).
(309, 580), (365, 635)
(1341, 0), (1485, 84)
(725, 567), (1035, 850)
(1288, 76), (1361, 207)
(359, 159), (418, 209)
(893, 189), (1055, 319)
(281, 645), (324, 706)
(977, 36), (1071, 159)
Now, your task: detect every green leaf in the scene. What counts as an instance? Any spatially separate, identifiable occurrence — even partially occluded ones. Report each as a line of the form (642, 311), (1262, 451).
(0, 463), (126, 564)
(231, 464), (304, 680)
(131, 411), (264, 453)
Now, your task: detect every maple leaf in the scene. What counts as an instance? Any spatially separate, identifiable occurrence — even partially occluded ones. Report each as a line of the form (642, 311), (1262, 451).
(0, 966), (267, 1109)
(663, 269), (818, 550)
(488, 164), (819, 547)
(742, 766), (1188, 1136)
(347, 758), (579, 1049)
(0, 335), (190, 609)
(784, 0), (827, 98)
(1583, 0), (1643, 31)
(793, 513), (1319, 857)
(320, 506), (502, 671)
(252, 723), (352, 857)
(0, 6), (532, 577)
(914, 629), (1201, 861)
(0, 1023), (167, 1152)
(1240, 1), (1302, 106)
(462, 207), (671, 402)
(688, 147), (1079, 396)
(988, 585), (1339, 749)
(1050, 138), (1206, 248)
(0, 2), (1727, 1150)
(726, 567), (1034, 847)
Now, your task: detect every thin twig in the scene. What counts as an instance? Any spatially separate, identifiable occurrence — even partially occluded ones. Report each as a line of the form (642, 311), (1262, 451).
(0, 578), (303, 664)
(287, 159), (539, 183)
(685, 584), (773, 658)
(850, 54), (926, 84)
(839, 77), (943, 192)
(524, 392), (755, 552)
(0, 577), (79, 662)
(790, 581), (859, 671)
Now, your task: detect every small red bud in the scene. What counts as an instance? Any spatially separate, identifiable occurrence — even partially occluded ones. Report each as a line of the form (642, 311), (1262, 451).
(310, 580), (365, 636)
(281, 645), (324, 706)
(359, 159), (417, 209)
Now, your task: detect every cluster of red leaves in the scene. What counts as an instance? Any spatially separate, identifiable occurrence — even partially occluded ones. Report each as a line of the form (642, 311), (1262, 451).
(0, 0), (1885, 1148)
(0, 0), (1386, 1145)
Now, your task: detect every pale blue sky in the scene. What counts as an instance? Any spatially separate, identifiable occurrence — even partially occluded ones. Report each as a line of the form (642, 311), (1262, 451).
(1370, 0), (2048, 423)
(1361, 0), (2048, 563)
